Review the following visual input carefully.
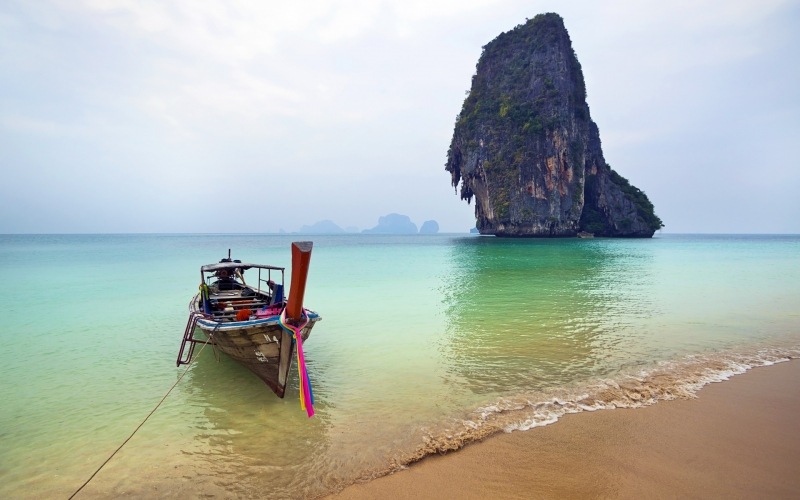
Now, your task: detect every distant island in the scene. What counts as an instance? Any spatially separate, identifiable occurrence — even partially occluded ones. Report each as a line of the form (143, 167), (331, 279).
(296, 214), (441, 234)
(419, 220), (439, 234)
(362, 213), (418, 234)
(445, 13), (663, 237)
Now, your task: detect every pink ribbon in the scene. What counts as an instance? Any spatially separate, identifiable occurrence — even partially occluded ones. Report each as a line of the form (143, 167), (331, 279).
(279, 309), (314, 417)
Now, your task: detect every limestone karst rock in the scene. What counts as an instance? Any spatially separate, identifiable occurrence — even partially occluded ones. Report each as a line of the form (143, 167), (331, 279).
(446, 13), (662, 237)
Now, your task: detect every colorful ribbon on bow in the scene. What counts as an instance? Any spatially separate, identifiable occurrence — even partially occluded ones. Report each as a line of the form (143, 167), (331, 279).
(278, 308), (315, 417)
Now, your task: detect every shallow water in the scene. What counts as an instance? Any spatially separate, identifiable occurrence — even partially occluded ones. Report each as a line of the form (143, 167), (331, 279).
(0, 233), (798, 498)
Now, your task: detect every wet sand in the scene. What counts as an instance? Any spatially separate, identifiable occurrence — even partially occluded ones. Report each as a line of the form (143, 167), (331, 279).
(331, 359), (800, 499)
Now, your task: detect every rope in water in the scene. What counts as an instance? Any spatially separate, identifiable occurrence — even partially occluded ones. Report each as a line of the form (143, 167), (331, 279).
(68, 317), (212, 499)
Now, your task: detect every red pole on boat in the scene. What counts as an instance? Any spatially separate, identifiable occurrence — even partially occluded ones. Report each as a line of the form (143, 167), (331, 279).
(286, 241), (312, 321)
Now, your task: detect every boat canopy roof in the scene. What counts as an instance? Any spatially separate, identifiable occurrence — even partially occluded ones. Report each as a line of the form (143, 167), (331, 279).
(201, 262), (284, 273)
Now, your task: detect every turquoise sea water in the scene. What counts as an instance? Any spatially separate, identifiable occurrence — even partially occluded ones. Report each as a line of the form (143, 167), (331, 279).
(1, 233), (798, 498)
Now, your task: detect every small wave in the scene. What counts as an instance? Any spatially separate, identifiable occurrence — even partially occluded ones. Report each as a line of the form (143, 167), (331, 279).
(384, 344), (798, 472)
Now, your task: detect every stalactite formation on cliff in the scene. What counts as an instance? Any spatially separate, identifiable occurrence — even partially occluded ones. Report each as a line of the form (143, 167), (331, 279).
(446, 13), (662, 237)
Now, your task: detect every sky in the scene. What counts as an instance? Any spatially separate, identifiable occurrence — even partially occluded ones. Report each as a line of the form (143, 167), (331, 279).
(1, 0), (798, 234)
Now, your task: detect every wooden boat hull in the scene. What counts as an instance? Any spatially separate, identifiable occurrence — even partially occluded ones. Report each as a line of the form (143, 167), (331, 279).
(190, 298), (320, 398)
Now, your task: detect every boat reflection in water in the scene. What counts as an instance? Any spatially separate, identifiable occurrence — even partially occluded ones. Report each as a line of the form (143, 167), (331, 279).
(177, 344), (333, 498)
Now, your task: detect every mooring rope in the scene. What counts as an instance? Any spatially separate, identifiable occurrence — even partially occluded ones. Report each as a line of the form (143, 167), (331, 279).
(68, 334), (212, 499)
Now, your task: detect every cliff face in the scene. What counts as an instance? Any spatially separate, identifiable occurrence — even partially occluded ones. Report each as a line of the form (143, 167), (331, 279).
(446, 13), (662, 237)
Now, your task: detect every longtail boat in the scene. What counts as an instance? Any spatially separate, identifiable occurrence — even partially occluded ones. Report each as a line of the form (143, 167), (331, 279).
(177, 242), (320, 413)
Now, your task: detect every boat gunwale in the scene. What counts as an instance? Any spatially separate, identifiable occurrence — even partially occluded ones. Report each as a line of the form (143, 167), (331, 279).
(189, 295), (321, 332)
(193, 313), (321, 331)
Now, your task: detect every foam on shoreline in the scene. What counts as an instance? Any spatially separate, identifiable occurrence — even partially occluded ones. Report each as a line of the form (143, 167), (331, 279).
(331, 349), (800, 499)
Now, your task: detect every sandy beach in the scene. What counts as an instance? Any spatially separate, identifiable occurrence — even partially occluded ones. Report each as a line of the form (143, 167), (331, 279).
(331, 359), (800, 499)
